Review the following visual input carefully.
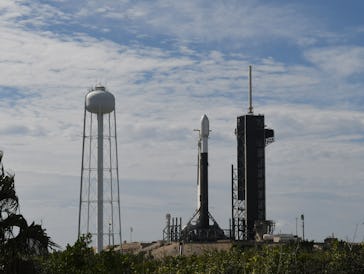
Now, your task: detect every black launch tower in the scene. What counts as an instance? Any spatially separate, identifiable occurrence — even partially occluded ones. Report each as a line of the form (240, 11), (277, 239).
(232, 66), (274, 241)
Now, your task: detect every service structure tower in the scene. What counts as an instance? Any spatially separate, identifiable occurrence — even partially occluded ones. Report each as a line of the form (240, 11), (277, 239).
(232, 66), (275, 241)
(78, 85), (122, 252)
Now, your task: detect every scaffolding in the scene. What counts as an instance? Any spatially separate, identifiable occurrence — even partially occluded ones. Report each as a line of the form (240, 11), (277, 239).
(231, 164), (245, 240)
(162, 214), (182, 242)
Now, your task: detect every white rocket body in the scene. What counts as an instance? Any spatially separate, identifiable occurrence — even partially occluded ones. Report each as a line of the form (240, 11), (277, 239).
(181, 114), (226, 241)
(197, 115), (209, 209)
(197, 114), (209, 228)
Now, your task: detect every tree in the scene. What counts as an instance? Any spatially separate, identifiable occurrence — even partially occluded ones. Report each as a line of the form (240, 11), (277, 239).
(0, 172), (18, 245)
(0, 151), (56, 273)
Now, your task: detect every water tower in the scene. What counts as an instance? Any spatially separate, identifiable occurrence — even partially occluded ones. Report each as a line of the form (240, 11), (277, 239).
(78, 85), (122, 252)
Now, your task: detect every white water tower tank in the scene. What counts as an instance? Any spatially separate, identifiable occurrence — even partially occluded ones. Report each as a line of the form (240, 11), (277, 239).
(85, 85), (115, 114)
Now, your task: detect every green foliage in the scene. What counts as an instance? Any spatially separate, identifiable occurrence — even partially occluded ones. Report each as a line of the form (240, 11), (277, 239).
(0, 173), (18, 215)
(37, 238), (364, 273)
(40, 234), (159, 274)
(40, 234), (97, 274)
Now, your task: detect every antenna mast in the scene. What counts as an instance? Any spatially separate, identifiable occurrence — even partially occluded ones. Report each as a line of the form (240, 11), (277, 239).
(248, 65), (253, 114)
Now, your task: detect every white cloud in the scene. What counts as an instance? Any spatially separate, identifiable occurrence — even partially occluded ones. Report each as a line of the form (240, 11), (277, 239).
(23, 0), (328, 49)
(141, 1), (315, 45)
(305, 46), (364, 79)
(0, 0), (70, 29)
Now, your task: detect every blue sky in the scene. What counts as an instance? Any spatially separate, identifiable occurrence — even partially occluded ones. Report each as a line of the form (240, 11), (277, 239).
(1, 0), (364, 247)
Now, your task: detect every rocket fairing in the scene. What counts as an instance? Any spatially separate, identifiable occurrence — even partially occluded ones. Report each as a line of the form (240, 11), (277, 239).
(200, 114), (209, 152)
(198, 114), (209, 228)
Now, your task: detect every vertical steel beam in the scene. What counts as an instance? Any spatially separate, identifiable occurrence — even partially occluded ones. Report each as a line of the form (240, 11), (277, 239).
(97, 113), (104, 253)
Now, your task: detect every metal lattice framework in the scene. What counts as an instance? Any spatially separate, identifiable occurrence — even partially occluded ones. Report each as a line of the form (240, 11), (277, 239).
(78, 99), (122, 250)
(231, 164), (245, 240)
(162, 214), (182, 243)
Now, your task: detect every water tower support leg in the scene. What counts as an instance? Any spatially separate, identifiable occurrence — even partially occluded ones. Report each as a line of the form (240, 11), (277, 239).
(97, 113), (104, 252)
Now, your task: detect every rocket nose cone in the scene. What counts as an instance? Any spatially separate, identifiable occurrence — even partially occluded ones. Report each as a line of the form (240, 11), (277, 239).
(201, 114), (209, 137)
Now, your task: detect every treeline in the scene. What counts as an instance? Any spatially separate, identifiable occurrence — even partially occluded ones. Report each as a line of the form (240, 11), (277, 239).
(39, 237), (364, 273)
